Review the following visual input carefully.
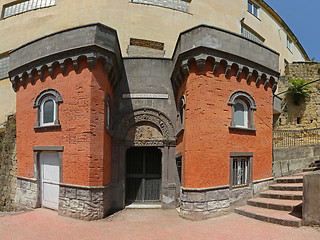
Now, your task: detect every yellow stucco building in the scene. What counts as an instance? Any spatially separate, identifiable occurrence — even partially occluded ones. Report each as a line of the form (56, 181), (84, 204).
(0, 0), (309, 124)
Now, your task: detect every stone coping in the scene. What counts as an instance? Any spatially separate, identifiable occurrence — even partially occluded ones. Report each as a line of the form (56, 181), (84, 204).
(17, 176), (37, 183)
(59, 183), (111, 190)
(181, 177), (274, 192)
(9, 23), (123, 90)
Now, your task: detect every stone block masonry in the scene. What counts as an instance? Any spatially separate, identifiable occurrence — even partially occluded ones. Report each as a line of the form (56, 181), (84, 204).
(180, 179), (273, 220)
(15, 177), (39, 210)
(59, 184), (111, 221)
(0, 115), (17, 212)
(303, 171), (320, 225)
(275, 62), (320, 130)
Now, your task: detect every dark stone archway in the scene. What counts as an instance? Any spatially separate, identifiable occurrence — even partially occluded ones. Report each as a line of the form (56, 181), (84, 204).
(111, 108), (178, 210)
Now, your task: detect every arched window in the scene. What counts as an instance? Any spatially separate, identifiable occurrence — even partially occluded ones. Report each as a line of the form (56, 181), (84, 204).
(228, 91), (256, 131)
(34, 89), (63, 129)
(41, 97), (56, 126)
(234, 99), (248, 128)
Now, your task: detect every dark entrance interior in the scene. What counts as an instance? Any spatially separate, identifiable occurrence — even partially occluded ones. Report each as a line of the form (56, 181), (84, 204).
(126, 147), (162, 203)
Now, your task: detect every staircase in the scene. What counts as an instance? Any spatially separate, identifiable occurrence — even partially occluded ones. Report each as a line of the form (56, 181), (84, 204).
(235, 160), (320, 227)
(303, 159), (320, 172)
(235, 173), (303, 227)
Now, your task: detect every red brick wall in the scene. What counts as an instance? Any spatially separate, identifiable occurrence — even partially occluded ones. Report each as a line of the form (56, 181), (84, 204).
(16, 60), (112, 187)
(179, 61), (273, 188)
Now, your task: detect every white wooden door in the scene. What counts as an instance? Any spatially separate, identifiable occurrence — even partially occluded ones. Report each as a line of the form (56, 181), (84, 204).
(40, 151), (60, 210)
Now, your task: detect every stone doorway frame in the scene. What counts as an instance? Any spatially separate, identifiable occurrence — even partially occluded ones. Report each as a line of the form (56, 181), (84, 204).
(112, 109), (177, 210)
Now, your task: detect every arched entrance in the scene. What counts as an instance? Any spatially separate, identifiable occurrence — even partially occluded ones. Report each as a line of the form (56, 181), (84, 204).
(112, 109), (177, 209)
(126, 147), (162, 203)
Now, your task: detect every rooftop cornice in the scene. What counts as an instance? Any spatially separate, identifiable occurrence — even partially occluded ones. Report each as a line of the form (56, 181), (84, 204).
(171, 25), (280, 94)
(9, 23), (123, 91)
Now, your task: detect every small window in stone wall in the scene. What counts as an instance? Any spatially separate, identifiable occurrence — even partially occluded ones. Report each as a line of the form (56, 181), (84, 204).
(2, 0), (56, 19)
(127, 38), (165, 57)
(176, 154), (183, 185)
(105, 94), (112, 131)
(0, 54), (9, 80)
(131, 0), (190, 13)
(287, 36), (292, 51)
(248, 1), (259, 18)
(230, 152), (253, 189)
(176, 95), (185, 136)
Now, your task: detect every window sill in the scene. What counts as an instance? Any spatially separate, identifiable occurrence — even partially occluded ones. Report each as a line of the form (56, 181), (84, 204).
(247, 10), (261, 21)
(229, 126), (256, 133)
(230, 184), (251, 190)
(34, 124), (61, 132)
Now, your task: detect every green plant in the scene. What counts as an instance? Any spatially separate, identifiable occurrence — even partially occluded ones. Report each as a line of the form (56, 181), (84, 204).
(285, 78), (311, 106)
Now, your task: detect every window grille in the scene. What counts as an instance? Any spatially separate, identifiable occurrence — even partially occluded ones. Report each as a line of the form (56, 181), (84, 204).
(241, 25), (264, 44)
(3, 0), (55, 19)
(0, 55), (9, 80)
(232, 157), (250, 187)
(131, 0), (190, 13)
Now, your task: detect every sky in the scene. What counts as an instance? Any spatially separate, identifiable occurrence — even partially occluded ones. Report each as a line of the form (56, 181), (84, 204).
(265, 0), (320, 61)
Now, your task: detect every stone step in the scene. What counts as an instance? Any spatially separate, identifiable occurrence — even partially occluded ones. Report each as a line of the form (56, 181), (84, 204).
(260, 190), (302, 200)
(269, 183), (303, 191)
(275, 175), (303, 183)
(303, 167), (320, 172)
(235, 205), (301, 227)
(247, 197), (302, 211)
(314, 160), (320, 164)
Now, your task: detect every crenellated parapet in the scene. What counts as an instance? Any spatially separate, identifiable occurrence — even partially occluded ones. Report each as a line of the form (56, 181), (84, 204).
(9, 23), (123, 91)
(171, 25), (280, 94)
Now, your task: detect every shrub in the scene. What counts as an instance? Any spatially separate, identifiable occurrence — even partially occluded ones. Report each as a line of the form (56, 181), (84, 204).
(285, 78), (311, 106)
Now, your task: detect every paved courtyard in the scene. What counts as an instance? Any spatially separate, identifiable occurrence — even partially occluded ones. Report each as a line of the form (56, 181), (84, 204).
(0, 208), (319, 240)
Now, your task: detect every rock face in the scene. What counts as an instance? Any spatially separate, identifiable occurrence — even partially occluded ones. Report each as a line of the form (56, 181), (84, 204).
(275, 62), (320, 130)
(0, 115), (17, 212)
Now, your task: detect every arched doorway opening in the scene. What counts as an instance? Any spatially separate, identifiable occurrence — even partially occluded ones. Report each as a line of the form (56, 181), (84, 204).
(125, 147), (162, 203)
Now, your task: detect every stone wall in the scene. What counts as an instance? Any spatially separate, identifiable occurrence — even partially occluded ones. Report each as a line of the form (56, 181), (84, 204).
(303, 171), (320, 225)
(0, 115), (17, 212)
(180, 178), (273, 220)
(273, 145), (320, 177)
(15, 177), (39, 210)
(275, 62), (320, 130)
(58, 184), (111, 221)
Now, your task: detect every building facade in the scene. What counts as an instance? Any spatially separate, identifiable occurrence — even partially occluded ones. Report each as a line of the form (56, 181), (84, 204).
(0, 0), (309, 124)
(1, 0), (308, 220)
(11, 23), (279, 220)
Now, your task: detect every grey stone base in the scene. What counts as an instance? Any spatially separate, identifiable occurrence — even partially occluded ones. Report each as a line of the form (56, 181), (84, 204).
(302, 171), (320, 225)
(180, 178), (273, 220)
(58, 184), (111, 221)
(14, 177), (39, 210)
